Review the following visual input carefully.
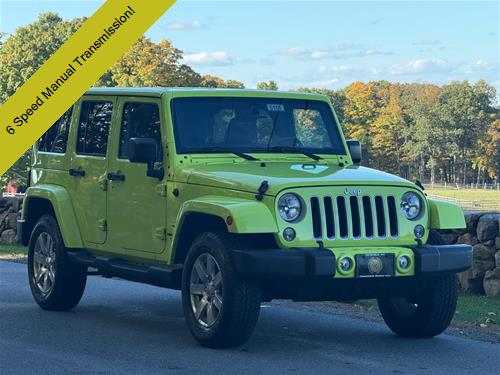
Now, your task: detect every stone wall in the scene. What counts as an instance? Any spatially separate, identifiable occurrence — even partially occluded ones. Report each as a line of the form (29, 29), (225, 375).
(0, 197), (23, 245)
(1, 196), (499, 296)
(440, 212), (500, 297)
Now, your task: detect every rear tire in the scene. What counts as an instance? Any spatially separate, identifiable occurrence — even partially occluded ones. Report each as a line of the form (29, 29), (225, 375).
(181, 231), (261, 348)
(28, 215), (87, 311)
(377, 230), (458, 337)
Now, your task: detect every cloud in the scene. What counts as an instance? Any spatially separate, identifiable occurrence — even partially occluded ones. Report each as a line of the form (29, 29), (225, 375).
(310, 78), (340, 87)
(182, 51), (232, 66)
(281, 45), (392, 61)
(389, 59), (453, 75)
(412, 39), (441, 46)
(166, 20), (204, 31)
(476, 59), (490, 67)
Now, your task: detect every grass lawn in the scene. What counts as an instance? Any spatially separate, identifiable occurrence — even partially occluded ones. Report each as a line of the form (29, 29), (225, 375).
(0, 245), (27, 255)
(426, 188), (500, 211)
(426, 188), (500, 201)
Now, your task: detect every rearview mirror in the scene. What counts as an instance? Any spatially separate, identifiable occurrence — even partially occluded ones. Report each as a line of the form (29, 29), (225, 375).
(346, 140), (362, 164)
(128, 138), (164, 180)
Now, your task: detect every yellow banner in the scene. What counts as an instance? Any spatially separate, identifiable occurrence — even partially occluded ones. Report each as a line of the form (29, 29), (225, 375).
(0, 0), (177, 176)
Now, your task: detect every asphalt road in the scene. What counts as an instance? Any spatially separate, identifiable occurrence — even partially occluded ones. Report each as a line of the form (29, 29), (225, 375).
(1, 261), (499, 375)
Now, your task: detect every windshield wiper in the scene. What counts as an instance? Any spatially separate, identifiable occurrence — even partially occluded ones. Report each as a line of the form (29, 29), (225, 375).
(200, 147), (259, 161)
(268, 146), (322, 161)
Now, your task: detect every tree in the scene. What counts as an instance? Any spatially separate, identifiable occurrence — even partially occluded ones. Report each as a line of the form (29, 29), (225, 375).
(475, 119), (500, 183)
(98, 37), (202, 87)
(223, 79), (245, 89)
(257, 80), (278, 90)
(200, 74), (225, 88)
(371, 85), (406, 174)
(342, 81), (381, 165)
(435, 81), (496, 184)
(0, 13), (85, 103)
(200, 75), (245, 89)
(0, 13), (85, 184)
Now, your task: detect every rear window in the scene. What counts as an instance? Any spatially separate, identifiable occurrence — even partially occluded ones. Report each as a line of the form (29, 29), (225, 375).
(38, 107), (73, 154)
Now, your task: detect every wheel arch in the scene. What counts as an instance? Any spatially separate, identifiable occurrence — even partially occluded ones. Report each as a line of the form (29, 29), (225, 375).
(20, 185), (83, 248)
(171, 197), (279, 264)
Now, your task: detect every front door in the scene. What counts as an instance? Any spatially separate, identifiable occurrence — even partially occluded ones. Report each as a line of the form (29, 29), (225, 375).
(69, 97), (115, 245)
(106, 97), (167, 255)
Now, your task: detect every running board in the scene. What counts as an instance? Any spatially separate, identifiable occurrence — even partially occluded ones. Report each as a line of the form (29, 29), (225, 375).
(66, 250), (182, 290)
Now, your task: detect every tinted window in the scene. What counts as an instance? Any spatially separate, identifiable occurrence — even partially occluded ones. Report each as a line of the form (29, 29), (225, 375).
(171, 97), (345, 155)
(38, 107), (73, 153)
(119, 102), (162, 160)
(76, 101), (113, 156)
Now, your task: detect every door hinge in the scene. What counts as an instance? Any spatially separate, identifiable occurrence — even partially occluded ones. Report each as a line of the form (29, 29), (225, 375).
(98, 219), (107, 232)
(155, 182), (167, 197)
(154, 227), (167, 240)
(98, 175), (108, 191)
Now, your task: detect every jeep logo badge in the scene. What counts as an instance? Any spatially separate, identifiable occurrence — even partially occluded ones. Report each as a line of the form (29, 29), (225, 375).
(344, 188), (362, 196)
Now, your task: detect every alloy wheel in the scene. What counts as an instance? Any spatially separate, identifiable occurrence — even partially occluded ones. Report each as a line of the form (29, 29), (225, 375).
(189, 253), (223, 327)
(33, 232), (56, 296)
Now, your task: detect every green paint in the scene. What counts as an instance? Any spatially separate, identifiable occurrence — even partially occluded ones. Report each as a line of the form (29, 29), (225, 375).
(21, 88), (466, 276)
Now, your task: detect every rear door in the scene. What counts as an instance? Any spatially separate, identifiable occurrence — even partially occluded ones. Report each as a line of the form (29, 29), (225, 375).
(105, 97), (167, 255)
(69, 96), (115, 245)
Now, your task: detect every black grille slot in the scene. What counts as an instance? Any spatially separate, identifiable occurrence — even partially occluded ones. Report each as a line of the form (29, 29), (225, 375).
(311, 197), (322, 238)
(387, 196), (398, 236)
(375, 196), (386, 237)
(324, 197), (335, 238)
(349, 196), (361, 237)
(362, 196), (373, 237)
(336, 196), (348, 238)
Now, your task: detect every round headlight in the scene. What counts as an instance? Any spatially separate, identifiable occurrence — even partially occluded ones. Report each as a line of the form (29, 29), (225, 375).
(278, 193), (302, 222)
(400, 192), (422, 220)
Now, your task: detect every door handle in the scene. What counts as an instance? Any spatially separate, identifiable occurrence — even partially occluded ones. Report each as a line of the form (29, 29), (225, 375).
(107, 172), (125, 181)
(69, 168), (85, 177)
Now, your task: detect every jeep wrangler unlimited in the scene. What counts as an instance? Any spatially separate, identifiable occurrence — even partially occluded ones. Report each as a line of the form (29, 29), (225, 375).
(18, 88), (472, 348)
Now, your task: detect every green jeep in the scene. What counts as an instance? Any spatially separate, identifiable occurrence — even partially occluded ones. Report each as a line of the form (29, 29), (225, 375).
(18, 88), (472, 348)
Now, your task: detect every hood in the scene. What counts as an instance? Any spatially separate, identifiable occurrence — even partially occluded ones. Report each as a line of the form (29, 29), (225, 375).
(180, 161), (416, 196)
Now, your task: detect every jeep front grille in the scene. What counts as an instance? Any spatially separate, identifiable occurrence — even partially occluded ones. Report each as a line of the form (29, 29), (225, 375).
(310, 195), (399, 240)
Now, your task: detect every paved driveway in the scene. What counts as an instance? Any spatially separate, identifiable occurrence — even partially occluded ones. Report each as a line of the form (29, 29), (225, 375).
(1, 261), (499, 374)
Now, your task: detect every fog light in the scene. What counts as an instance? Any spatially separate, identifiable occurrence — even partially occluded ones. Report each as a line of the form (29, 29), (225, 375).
(339, 256), (353, 272)
(398, 255), (411, 270)
(414, 224), (425, 239)
(283, 227), (296, 241)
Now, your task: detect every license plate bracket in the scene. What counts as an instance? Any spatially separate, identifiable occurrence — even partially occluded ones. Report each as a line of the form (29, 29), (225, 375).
(355, 253), (394, 278)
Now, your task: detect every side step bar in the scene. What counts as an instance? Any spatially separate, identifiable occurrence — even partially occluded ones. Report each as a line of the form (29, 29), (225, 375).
(67, 250), (183, 290)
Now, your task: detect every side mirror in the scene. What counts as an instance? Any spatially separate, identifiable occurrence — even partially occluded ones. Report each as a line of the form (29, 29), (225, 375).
(128, 138), (164, 180)
(129, 138), (157, 163)
(346, 140), (362, 164)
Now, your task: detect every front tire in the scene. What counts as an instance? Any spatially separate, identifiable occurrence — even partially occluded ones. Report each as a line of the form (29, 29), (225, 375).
(181, 231), (261, 348)
(28, 215), (87, 311)
(377, 230), (458, 338)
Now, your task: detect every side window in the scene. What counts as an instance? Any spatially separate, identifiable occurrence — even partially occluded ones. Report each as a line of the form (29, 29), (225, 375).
(119, 102), (162, 161)
(38, 107), (73, 153)
(76, 101), (113, 156)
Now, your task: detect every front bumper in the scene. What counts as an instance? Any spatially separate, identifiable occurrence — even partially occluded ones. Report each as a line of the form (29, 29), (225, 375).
(232, 244), (472, 301)
(232, 244), (472, 278)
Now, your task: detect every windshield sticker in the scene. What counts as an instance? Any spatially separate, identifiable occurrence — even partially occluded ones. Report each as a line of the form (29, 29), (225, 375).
(267, 104), (285, 112)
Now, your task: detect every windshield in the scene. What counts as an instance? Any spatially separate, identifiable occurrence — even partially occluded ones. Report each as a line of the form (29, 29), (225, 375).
(171, 97), (346, 155)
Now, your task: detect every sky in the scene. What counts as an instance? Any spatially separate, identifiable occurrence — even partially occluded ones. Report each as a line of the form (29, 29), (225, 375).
(1, 0), (499, 93)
